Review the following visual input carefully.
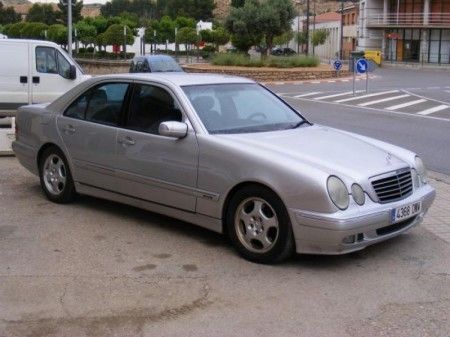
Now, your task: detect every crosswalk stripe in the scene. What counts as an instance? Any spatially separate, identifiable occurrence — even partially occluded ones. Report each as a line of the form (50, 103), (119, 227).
(358, 94), (410, 107)
(293, 92), (322, 98)
(314, 91), (359, 100)
(386, 99), (427, 111)
(335, 90), (399, 103)
(416, 105), (449, 115)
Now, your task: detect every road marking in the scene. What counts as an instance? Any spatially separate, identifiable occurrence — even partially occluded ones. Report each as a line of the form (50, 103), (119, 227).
(416, 105), (449, 115)
(327, 80), (336, 83)
(341, 79), (350, 82)
(386, 99), (427, 111)
(293, 92), (322, 98)
(314, 91), (358, 100)
(358, 94), (410, 107)
(335, 90), (399, 103)
(445, 90), (450, 94)
(310, 81), (321, 84)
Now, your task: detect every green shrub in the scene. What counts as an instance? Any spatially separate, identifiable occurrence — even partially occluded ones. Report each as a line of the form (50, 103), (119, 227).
(212, 53), (319, 68)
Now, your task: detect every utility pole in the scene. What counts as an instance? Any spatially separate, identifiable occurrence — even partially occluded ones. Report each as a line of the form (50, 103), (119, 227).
(305, 0), (310, 55)
(339, 0), (344, 60)
(67, 0), (72, 56)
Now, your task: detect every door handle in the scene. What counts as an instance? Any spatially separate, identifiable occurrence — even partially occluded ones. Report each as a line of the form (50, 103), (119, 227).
(62, 125), (76, 134)
(118, 136), (136, 146)
(32, 76), (40, 84)
(20, 76), (28, 84)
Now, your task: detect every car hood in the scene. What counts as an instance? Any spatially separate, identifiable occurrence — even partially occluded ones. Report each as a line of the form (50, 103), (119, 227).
(219, 125), (410, 182)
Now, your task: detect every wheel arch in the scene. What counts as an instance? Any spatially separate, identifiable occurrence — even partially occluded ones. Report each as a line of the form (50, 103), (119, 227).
(37, 143), (64, 169)
(221, 181), (285, 235)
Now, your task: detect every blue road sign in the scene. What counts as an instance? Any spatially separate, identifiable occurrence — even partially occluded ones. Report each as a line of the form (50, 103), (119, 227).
(333, 59), (342, 71)
(356, 58), (368, 73)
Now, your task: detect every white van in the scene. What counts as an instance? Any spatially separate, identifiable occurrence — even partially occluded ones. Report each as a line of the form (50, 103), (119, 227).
(0, 39), (90, 153)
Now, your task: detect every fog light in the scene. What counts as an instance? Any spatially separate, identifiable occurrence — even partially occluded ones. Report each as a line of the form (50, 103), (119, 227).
(342, 235), (356, 244)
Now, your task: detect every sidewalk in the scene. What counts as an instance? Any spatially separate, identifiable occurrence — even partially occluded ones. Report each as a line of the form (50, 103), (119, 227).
(425, 172), (450, 244)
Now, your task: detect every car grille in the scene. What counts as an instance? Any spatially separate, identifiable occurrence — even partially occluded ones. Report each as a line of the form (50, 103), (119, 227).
(371, 169), (413, 203)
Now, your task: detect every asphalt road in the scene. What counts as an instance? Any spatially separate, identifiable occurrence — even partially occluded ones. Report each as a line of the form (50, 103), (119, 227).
(0, 157), (449, 337)
(268, 67), (450, 175)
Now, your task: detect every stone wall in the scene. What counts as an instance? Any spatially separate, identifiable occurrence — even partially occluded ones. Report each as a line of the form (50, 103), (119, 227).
(77, 59), (350, 82)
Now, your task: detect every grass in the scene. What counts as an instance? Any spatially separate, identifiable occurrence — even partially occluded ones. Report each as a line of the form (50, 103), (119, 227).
(212, 53), (319, 68)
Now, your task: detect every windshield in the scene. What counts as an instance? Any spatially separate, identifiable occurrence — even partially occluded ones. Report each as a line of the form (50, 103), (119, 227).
(149, 57), (183, 72)
(60, 48), (85, 74)
(182, 83), (307, 134)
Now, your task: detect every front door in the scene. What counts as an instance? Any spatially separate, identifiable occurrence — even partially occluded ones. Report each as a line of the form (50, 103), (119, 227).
(57, 82), (130, 190)
(114, 83), (198, 212)
(32, 45), (79, 103)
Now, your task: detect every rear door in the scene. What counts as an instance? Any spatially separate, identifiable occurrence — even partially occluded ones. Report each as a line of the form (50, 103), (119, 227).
(57, 81), (131, 190)
(31, 45), (79, 103)
(0, 41), (30, 116)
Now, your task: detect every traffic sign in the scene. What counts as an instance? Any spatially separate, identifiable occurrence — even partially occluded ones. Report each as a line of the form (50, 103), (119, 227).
(333, 59), (342, 71)
(356, 58), (368, 74)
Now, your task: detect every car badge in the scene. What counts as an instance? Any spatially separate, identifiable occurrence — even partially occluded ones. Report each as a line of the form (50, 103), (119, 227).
(386, 153), (392, 165)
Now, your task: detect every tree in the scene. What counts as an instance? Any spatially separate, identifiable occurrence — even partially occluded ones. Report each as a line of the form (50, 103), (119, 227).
(3, 22), (27, 38)
(226, 0), (295, 56)
(75, 20), (97, 47)
(273, 30), (294, 47)
(175, 26), (200, 53)
(20, 22), (48, 40)
(0, 2), (21, 25)
(103, 23), (134, 47)
(48, 24), (68, 45)
(101, 0), (156, 22)
(27, 4), (58, 25)
(58, 1), (83, 24)
(231, 0), (245, 7)
(160, 0), (215, 20)
(311, 29), (329, 47)
(211, 27), (230, 50)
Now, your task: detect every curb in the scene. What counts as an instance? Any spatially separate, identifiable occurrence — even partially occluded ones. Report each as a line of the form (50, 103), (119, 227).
(262, 75), (377, 86)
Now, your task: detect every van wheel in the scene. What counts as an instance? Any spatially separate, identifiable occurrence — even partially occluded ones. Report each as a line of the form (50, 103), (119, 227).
(39, 147), (76, 203)
(226, 185), (295, 264)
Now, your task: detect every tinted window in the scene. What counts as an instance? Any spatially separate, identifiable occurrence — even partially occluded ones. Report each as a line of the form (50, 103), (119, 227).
(85, 83), (129, 126)
(65, 93), (89, 120)
(126, 84), (182, 134)
(64, 83), (129, 126)
(57, 51), (71, 79)
(36, 47), (57, 74)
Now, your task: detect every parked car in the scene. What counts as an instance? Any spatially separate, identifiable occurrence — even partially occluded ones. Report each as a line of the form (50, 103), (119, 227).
(129, 55), (183, 73)
(13, 73), (435, 263)
(271, 47), (297, 56)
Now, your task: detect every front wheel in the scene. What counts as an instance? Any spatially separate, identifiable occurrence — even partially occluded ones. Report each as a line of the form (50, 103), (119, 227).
(39, 147), (76, 203)
(226, 185), (295, 264)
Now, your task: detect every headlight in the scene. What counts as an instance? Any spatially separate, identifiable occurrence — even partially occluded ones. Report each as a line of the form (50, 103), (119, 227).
(327, 176), (349, 210)
(411, 169), (421, 189)
(415, 156), (427, 183)
(351, 184), (365, 205)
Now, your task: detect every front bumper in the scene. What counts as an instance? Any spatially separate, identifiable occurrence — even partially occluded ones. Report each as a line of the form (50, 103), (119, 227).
(290, 184), (436, 255)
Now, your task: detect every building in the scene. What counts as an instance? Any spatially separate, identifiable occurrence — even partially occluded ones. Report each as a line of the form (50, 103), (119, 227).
(358, 0), (450, 64)
(341, 4), (359, 59)
(306, 12), (341, 61)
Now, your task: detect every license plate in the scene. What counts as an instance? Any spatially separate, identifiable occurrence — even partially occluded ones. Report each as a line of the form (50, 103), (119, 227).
(391, 201), (421, 224)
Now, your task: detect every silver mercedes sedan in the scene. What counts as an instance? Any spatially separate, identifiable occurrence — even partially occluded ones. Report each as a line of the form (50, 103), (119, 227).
(13, 73), (435, 263)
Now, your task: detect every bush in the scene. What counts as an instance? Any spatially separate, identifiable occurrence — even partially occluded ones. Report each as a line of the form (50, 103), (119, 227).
(86, 46), (95, 53)
(212, 53), (319, 68)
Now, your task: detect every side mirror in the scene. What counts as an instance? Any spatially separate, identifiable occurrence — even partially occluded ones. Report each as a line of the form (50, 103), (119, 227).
(69, 65), (77, 80)
(159, 121), (188, 139)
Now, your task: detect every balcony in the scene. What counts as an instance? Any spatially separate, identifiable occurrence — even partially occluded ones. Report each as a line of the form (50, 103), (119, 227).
(366, 13), (450, 28)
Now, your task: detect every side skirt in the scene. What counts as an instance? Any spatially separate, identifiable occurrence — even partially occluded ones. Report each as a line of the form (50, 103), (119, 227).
(75, 182), (223, 234)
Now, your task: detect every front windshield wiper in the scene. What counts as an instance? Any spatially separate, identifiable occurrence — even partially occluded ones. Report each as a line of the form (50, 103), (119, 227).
(290, 120), (308, 129)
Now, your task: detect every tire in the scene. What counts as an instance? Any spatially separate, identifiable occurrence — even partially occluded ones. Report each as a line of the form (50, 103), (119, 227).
(39, 146), (76, 204)
(226, 185), (295, 264)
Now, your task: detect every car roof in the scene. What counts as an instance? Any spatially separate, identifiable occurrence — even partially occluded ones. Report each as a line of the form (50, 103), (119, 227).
(92, 72), (255, 86)
(133, 55), (176, 61)
(0, 39), (58, 47)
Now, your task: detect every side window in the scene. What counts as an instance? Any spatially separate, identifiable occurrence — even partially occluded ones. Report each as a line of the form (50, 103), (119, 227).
(85, 83), (129, 126)
(64, 93), (89, 120)
(57, 51), (71, 79)
(136, 61), (143, 72)
(142, 61), (150, 72)
(36, 47), (58, 74)
(126, 84), (181, 134)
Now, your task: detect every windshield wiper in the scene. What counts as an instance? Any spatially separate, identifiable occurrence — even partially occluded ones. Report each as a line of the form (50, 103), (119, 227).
(290, 120), (308, 129)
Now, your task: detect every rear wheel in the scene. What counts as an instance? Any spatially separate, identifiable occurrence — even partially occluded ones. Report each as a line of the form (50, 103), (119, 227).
(39, 147), (76, 203)
(226, 185), (295, 264)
